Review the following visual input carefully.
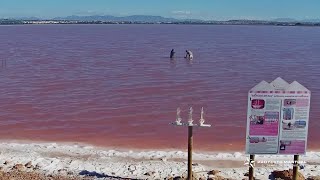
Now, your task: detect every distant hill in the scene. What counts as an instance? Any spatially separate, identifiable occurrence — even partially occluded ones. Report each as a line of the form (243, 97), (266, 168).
(273, 18), (320, 23)
(302, 19), (320, 23)
(52, 15), (181, 23)
(273, 18), (297, 22)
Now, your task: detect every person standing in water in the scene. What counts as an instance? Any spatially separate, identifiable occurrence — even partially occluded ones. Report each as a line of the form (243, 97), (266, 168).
(170, 49), (175, 58)
(185, 50), (193, 60)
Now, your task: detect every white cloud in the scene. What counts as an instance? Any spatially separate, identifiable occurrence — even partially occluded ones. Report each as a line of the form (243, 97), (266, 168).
(171, 10), (192, 15)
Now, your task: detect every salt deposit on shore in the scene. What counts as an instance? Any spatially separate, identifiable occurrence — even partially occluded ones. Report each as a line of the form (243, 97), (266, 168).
(0, 141), (319, 179)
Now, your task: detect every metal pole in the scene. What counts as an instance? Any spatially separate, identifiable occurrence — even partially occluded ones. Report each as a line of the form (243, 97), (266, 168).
(171, 107), (210, 180)
(187, 126), (193, 180)
(249, 154), (255, 180)
(293, 155), (299, 180)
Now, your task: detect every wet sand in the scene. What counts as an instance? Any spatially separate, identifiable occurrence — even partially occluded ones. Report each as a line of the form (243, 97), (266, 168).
(1, 141), (320, 180)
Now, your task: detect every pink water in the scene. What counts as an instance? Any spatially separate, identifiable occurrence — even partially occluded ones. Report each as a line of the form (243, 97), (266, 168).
(0, 24), (319, 151)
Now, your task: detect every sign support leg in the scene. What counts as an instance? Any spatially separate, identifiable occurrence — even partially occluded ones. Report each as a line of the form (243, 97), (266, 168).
(293, 155), (299, 180)
(249, 154), (255, 180)
(187, 126), (193, 180)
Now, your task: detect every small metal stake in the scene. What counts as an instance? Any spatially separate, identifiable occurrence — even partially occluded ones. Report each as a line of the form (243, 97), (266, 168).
(175, 107), (182, 125)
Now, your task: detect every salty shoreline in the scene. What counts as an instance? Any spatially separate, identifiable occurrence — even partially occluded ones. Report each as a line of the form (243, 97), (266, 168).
(0, 141), (319, 179)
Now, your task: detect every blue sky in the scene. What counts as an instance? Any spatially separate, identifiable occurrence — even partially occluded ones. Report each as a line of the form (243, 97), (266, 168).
(1, 0), (320, 20)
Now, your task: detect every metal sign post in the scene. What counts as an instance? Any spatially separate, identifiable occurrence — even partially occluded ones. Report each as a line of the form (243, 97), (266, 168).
(293, 155), (299, 180)
(171, 107), (211, 180)
(249, 154), (255, 180)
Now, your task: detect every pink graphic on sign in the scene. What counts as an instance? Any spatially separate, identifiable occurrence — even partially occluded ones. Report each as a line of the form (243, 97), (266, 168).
(251, 99), (265, 109)
(249, 112), (279, 136)
(279, 140), (306, 154)
(296, 99), (309, 107)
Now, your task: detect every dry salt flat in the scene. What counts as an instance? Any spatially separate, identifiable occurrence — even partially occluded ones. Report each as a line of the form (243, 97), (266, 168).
(0, 141), (319, 180)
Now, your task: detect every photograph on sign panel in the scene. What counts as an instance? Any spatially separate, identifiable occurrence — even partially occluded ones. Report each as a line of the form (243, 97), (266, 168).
(251, 99), (265, 109)
(264, 112), (279, 122)
(282, 121), (295, 130)
(279, 140), (291, 151)
(283, 108), (294, 120)
(282, 120), (307, 130)
(250, 115), (264, 125)
(279, 140), (306, 154)
(249, 136), (259, 143)
(249, 136), (267, 143)
(284, 99), (296, 106)
(294, 120), (307, 128)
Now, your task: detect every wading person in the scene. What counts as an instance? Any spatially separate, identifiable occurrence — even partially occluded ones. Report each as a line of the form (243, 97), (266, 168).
(185, 50), (193, 60)
(170, 49), (175, 59)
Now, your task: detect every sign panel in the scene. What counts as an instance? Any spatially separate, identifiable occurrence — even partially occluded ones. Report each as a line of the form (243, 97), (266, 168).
(245, 77), (311, 155)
